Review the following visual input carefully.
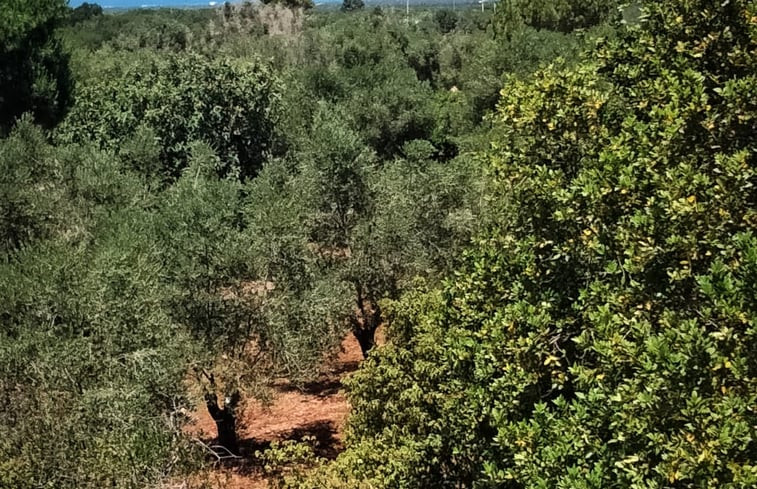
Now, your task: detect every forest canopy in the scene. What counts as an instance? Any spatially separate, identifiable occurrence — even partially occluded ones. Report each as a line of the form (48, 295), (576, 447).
(1, 0), (755, 488)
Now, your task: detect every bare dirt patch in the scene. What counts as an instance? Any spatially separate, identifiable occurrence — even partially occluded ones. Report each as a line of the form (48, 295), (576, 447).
(186, 333), (364, 488)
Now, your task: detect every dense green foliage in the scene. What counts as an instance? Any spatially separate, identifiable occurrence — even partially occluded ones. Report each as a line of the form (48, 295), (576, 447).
(506, 0), (621, 31)
(57, 53), (280, 180)
(68, 2), (103, 24)
(3, 5), (526, 485)
(299, 0), (757, 487)
(60, 7), (212, 52)
(0, 121), (198, 488)
(0, 0), (72, 132)
(4, 0), (754, 487)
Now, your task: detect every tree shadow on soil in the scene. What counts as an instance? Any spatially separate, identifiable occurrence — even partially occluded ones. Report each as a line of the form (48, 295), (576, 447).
(275, 359), (360, 397)
(214, 420), (342, 476)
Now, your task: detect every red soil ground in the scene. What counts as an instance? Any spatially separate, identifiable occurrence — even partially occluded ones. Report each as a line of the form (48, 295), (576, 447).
(186, 334), (364, 488)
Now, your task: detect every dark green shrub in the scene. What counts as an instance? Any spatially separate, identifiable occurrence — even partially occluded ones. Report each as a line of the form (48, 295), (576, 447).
(435, 9), (458, 34)
(341, 0), (365, 12)
(500, 0), (621, 32)
(68, 2), (103, 24)
(57, 53), (281, 180)
(0, 0), (73, 132)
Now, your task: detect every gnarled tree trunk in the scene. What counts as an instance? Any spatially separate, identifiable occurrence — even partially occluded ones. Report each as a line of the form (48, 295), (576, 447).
(204, 391), (240, 455)
(197, 369), (241, 456)
(351, 281), (382, 358)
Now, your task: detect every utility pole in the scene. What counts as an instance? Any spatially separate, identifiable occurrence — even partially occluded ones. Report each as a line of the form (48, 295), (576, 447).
(406, 0), (409, 19)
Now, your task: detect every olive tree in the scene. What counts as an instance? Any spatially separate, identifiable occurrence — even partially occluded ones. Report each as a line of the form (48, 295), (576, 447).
(0, 121), (198, 489)
(155, 144), (350, 453)
(267, 104), (478, 358)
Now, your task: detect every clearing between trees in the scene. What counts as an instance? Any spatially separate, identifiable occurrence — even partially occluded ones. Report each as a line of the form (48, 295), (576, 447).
(187, 333), (364, 488)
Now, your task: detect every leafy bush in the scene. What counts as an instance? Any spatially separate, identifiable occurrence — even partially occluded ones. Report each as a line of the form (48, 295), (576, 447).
(60, 7), (212, 52)
(57, 53), (281, 180)
(68, 2), (103, 24)
(0, 122), (199, 489)
(0, 117), (66, 252)
(435, 9), (458, 34)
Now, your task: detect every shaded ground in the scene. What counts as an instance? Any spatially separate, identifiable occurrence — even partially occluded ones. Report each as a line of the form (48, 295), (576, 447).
(186, 333), (364, 488)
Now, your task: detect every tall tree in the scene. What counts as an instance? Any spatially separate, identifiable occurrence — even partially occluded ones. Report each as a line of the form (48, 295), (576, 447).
(274, 105), (477, 357)
(68, 2), (103, 24)
(293, 107), (378, 356)
(156, 145), (349, 453)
